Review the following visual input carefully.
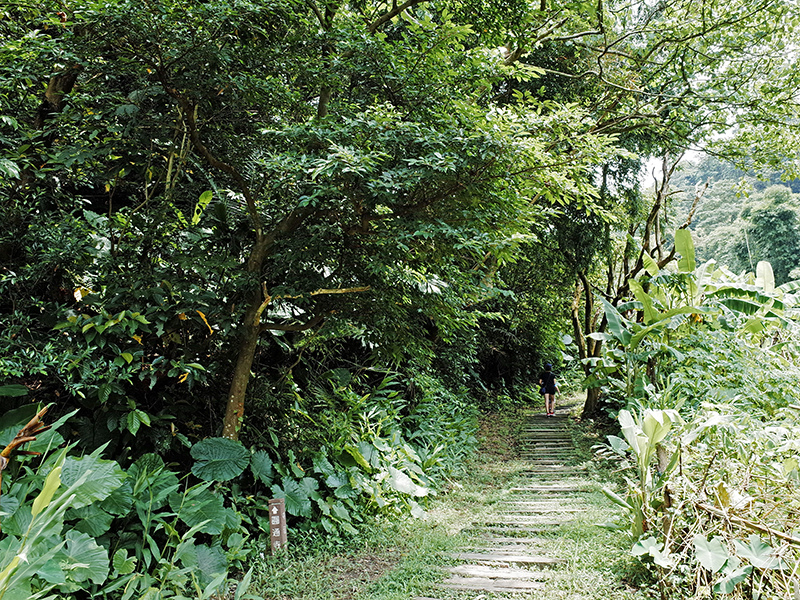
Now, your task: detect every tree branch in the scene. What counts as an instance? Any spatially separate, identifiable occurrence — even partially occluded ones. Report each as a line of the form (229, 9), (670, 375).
(367, 0), (426, 34)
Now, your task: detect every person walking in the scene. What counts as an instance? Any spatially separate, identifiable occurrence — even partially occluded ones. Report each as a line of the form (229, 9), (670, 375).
(539, 363), (558, 416)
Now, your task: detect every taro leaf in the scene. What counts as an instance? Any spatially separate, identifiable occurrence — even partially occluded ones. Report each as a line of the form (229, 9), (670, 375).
(170, 486), (227, 535)
(2, 503), (32, 536)
(250, 450), (275, 486)
(271, 477), (312, 517)
(630, 535), (675, 566)
(100, 479), (134, 515)
(112, 549), (137, 575)
(734, 535), (783, 569)
(409, 499), (426, 519)
(299, 476), (321, 501)
(59, 453), (126, 509)
(631, 536), (661, 557)
(325, 472), (348, 489)
(357, 441), (379, 469)
(178, 543), (227, 588)
(694, 535), (729, 573)
(58, 530), (109, 584)
(195, 544), (227, 587)
(224, 505), (242, 530)
(0, 495), (20, 519)
(387, 466), (427, 497)
(191, 437), (250, 482)
(331, 501), (351, 521)
(334, 481), (358, 499)
(69, 504), (115, 537)
(607, 435), (630, 454)
(713, 565), (753, 594)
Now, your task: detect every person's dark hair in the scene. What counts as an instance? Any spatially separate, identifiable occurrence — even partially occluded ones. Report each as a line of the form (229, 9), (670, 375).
(544, 363), (552, 370)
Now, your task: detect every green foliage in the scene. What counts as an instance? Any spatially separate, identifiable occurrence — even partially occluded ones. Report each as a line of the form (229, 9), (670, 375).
(593, 229), (800, 597)
(190, 438), (250, 482)
(0, 410), (255, 600)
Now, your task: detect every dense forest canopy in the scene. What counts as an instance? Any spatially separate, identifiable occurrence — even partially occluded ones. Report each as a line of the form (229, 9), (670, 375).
(2, 0), (800, 598)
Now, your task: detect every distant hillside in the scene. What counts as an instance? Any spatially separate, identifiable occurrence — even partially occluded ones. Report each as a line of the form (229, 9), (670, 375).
(669, 156), (800, 284)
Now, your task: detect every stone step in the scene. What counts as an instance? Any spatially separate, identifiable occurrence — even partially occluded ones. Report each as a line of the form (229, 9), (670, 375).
(465, 525), (562, 535)
(448, 565), (548, 580)
(498, 507), (585, 514)
(474, 536), (549, 544)
(510, 485), (590, 493)
(440, 576), (545, 592)
(453, 552), (564, 565)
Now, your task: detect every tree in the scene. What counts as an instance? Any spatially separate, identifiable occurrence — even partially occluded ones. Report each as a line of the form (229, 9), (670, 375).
(1, 0), (625, 439)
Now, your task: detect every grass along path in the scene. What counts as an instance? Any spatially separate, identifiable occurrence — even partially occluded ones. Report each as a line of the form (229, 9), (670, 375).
(250, 396), (651, 599)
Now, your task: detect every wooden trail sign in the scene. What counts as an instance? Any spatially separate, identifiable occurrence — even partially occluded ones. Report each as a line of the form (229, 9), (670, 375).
(268, 498), (287, 554)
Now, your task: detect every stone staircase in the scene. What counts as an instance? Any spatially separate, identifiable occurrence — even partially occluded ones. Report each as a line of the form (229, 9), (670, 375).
(417, 404), (591, 597)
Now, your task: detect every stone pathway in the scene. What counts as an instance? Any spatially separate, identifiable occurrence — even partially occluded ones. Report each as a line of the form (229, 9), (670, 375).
(416, 403), (591, 597)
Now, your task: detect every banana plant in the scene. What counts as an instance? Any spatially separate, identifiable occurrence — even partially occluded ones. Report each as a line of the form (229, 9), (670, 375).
(603, 408), (682, 540)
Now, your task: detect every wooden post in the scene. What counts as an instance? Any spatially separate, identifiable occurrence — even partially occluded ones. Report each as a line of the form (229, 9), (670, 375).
(268, 498), (287, 554)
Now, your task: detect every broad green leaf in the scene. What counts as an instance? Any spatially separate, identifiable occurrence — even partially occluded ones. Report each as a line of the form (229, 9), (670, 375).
(60, 453), (126, 509)
(250, 450), (274, 486)
(713, 565), (753, 594)
(192, 191), (214, 226)
(600, 298), (632, 345)
(693, 535), (729, 573)
(631, 536), (673, 567)
(0, 496), (19, 520)
(642, 253), (660, 277)
(100, 480), (134, 515)
(170, 486), (227, 535)
(617, 410), (642, 456)
(191, 437), (250, 482)
(57, 530), (109, 584)
(387, 466), (427, 497)
(642, 410), (680, 446)
(602, 486), (634, 511)
(675, 228), (696, 272)
(0, 385), (28, 397)
(629, 279), (658, 324)
(344, 444), (371, 471)
(734, 535), (783, 569)
(271, 477), (312, 517)
(607, 435), (630, 454)
(113, 549), (137, 575)
(756, 261), (775, 294)
(70, 504), (114, 536)
(192, 544), (227, 588)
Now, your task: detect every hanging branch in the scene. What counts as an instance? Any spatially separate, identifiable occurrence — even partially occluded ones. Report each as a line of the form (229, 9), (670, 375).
(0, 405), (51, 532)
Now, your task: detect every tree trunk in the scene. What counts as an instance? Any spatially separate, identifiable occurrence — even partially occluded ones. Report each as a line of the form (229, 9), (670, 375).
(221, 298), (262, 439)
(581, 387), (603, 419)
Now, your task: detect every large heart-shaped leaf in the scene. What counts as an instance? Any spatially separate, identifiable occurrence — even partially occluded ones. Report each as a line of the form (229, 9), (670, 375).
(714, 565), (753, 594)
(170, 486), (227, 535)
(734, 535), (783, 569)
(60, 453), (126, 509)
(57, 530), (109, 585)
(271, 477), (312, 517)
(694, 535), (729, 573)
(191, 437), (250, 482)
(250, 450), (274, 486)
